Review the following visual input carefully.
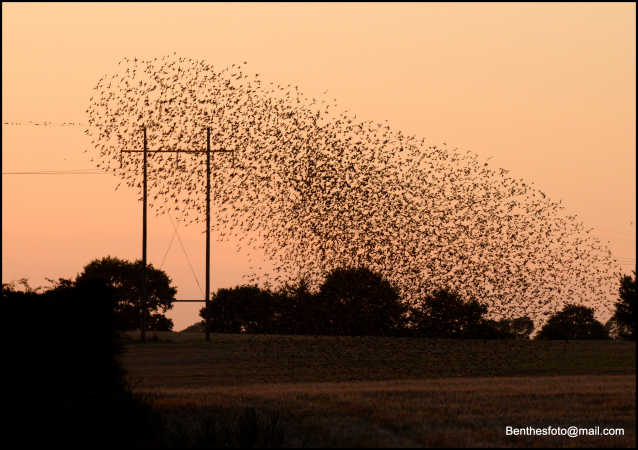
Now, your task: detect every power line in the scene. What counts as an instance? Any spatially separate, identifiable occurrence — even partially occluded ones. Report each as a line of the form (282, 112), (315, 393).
(3, 170), (107, 175)
(159, 227), (178, 270)
(166, 211), (204, 297)
(3, 121), (86, 127)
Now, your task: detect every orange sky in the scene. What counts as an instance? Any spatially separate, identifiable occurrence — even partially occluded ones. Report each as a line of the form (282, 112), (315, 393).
(2, 2), (635, 331)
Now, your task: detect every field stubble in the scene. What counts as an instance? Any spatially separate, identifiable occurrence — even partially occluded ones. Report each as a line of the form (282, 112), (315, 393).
(122, 333), (635, 447)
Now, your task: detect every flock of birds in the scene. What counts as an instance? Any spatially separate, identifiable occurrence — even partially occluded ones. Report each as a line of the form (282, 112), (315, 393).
(3, 121), (85, 126)
(85, 54), (621, 326)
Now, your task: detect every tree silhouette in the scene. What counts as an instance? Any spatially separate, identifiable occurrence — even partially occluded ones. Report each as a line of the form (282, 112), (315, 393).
(536, 304), (609, 340)
(75, 256), (176, 331)
(409, 288), (495, 338)
(200, 285), (277, 333)
(280, 277), (327, 335)
(317, 267), (406, 336)
(486, 316), (535, 339)
(612, 271), (636, 340)
(200, 269), (407, 336)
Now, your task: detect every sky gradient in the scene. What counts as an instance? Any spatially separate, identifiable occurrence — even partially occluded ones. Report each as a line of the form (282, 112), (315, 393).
(2, 2), (635, 330)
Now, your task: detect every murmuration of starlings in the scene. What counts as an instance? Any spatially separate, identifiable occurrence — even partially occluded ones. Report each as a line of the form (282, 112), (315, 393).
(85, 54), (621, 327)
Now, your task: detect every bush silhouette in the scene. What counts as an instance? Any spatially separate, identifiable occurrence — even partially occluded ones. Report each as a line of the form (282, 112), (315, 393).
(4, 277), (157, 447)
(4, 274), (288, 447)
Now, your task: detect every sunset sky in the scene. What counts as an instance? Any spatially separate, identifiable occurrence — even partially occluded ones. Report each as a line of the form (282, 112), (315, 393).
(2, 2), (635, 331)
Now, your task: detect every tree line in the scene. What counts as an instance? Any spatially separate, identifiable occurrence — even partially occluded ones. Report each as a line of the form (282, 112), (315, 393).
(3, 257), (634, 340)
(198, 266), (635, 340)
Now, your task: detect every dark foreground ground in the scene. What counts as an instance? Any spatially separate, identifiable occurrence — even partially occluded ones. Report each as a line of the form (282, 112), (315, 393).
(122, 333), (636, 447)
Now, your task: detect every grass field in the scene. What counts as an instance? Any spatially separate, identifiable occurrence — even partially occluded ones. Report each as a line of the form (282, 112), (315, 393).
(121, 332), (636, 447)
